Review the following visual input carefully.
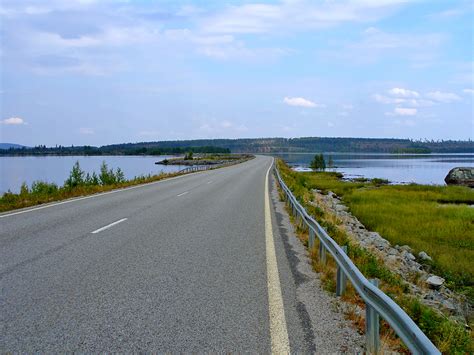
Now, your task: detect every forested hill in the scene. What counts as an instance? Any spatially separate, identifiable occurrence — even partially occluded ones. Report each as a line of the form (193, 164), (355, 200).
(101, 138), (474, 153)
(1, 137), (473, 155)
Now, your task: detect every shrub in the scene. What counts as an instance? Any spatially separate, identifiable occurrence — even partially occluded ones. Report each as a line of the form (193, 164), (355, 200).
(64, 161), (85, 189)
(184, 151), (193, 160)
(31, 181), (59, 195)
(310, 153), (326, 171)
(99, 161), (116, 185)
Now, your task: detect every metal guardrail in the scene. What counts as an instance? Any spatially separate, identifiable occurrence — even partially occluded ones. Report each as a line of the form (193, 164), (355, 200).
(179, 165), (213, 173)
(274, 165), (440, 354)
(178, 159), (248, 174)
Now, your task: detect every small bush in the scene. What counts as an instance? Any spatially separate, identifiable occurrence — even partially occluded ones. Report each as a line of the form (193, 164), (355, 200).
(64, 161), (85, 189)
(31, 181), (59, 195)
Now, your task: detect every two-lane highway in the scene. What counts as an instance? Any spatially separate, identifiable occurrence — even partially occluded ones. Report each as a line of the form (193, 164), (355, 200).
(0, 156), (312, 351)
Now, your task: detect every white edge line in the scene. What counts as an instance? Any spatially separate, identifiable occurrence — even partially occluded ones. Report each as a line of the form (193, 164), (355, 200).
(207, 180), (213, 184)
(265, 158), (290, 352)
(0, 169), (207, 219)
(91, 218), (127, 234)
(177, 191), (189, 197)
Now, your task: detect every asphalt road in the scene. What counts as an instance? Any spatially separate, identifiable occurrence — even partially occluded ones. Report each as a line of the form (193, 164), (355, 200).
(0, 155), (314, 352)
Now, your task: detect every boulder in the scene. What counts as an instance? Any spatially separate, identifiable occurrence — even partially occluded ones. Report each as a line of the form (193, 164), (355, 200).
(444, 167), (474, 187)
(418, 251), (432, 262)
(426, 275), (445, 289)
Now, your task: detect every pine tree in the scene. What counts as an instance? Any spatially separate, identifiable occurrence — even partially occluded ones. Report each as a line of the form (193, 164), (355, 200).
(310, 153), (326, 171)
(65, 161), (85, 188)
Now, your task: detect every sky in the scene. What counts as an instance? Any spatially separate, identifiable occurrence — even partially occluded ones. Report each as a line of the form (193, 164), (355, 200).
(0, 0), (473, 146)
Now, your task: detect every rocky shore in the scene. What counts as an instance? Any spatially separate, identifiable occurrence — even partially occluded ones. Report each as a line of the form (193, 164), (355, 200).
(310, 189), (471, 326)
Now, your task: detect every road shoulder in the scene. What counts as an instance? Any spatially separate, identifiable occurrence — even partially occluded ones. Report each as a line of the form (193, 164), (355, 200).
(269, 171), (365, 353)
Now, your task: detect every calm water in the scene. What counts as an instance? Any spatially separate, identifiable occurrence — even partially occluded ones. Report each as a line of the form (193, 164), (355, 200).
(2, 153), (473, 193)
(271, 153), (474, 185)
(0, 155), (185, 194)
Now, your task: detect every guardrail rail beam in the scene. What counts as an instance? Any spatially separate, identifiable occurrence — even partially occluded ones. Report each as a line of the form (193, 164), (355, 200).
(273, 164), (440, 355)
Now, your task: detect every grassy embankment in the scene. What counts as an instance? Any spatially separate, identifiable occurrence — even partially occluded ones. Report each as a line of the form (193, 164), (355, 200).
(277, 159), (473, 353)
(1, 161), (199, 213)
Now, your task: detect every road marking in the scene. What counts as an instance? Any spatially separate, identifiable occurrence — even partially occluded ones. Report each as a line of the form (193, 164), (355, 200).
(207, 180), (213, 184)
(264, 158), (290, 353)
(0, 170), (207, 219)
(91, 218), (127, 234)
(177, 191), (189, 197)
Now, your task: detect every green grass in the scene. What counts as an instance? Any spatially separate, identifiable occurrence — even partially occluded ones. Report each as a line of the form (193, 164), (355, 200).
(277, 160), (474, 299)
(277, 159), (473, 352)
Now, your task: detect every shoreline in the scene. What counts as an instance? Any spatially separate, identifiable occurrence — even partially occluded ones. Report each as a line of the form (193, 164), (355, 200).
(0, 158), (250, 213)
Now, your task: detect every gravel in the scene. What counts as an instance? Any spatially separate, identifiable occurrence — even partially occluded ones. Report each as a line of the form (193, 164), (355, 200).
(270, 174), (365, 353)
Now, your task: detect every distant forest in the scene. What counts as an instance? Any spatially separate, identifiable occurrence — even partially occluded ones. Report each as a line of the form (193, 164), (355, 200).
(1, 137), (473, 156)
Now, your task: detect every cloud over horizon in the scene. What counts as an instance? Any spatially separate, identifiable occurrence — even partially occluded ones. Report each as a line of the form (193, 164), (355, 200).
(1, 117), (26, 125)
(0, 0), (472, 145)
(283, 97), (323, 108)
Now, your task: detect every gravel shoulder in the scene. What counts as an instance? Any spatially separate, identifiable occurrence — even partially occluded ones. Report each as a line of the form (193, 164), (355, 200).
(269, 173), (365, 353)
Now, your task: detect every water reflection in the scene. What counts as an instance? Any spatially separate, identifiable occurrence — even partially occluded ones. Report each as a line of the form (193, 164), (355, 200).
(269, 153), (474, 185)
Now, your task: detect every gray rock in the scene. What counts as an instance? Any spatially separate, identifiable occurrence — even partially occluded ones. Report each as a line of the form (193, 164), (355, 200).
(387, 248), (398, 256)
(418, 251), (432, 261)
(335, 204), (348, 212)
(426, 275), (445, 289)
(442, 300), (456, 313)
(399, 245), (413, 253)
(405, 252), (416, 261)
(445, 167), (474, 187)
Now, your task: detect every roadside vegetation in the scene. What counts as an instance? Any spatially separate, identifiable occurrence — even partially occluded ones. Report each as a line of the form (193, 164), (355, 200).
(1, 161), (184, 213)
(276, 159), (473, 353)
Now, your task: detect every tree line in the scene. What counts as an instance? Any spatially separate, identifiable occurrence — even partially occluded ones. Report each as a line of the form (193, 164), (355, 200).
(1, 137), (473, 156)
(0, 145), (230, 156)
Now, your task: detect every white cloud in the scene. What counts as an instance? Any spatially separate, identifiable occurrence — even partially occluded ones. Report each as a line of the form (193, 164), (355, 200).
(388, 87), (420, 98)
(79, 127), (94, 135)
(386, 108), (418, 116)
(373, 94), (406, 104)
(462, 89), (474, 94)
(356, 28), (445, 51)
(374, 94), (434, 107)
(425, 91), (461, 103)
(1, 117), (26, 125)
(200, 1), (416, 35)
(333, 28), (446, 66)
(283, 96), (323, 108)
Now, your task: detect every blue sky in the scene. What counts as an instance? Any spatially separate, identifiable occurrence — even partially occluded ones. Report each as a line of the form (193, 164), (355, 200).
(0, 0), (473, 146)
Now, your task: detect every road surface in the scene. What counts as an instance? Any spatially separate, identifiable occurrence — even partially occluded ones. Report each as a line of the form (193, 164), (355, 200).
(0, 155), (360, 352)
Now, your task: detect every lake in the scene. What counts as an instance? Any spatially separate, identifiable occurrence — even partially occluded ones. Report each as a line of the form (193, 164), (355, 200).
(1, 153), (473, 194)
(270, 153), (474, 185)
(0, 155), (185, 194)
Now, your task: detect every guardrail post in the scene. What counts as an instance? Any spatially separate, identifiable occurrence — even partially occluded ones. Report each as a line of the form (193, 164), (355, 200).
(308, 228), (315, 249)
(366, 279), (380, 354)
(319, 239), (327, 264)
(336, 245), (347, 296)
